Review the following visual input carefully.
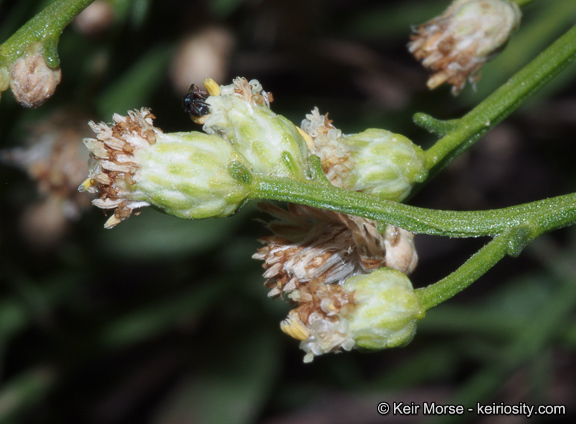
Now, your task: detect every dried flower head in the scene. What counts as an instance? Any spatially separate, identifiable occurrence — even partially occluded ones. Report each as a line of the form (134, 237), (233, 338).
(201, 77), (309, 179)
(254, 197), (420, 361)
(287, 280), (356, 362)
(9, 43), (62, 108)
(302, 108), (427, 201)
(254, 202), (418, 298)
(79, 108), (252, 228)
(0, 109), (92, 246)
(408, 0), (521, 94)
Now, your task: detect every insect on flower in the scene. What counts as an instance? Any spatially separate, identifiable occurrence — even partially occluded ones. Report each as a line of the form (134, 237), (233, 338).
(182, 84), (210, 120)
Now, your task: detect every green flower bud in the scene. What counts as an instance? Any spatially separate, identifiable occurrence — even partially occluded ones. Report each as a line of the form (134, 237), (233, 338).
(342, 267), (425, 350)
(343, 129), (427, 201)
(409, 0), (521, 94)
(202, 77), (309, 179)
(302, 109), (427, 201)
(79, 108), (252, 228)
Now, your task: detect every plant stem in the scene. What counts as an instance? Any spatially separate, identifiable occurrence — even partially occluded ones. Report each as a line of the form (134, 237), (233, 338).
(415, 233), (511, 310)
(0, 0), (94, 67)
(418, 22), (576, 178)
(252, 176), (576, 239)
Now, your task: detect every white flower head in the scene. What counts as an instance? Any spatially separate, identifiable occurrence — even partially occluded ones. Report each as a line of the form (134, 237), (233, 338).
(408, 0), (521, 94)
(79, 108), (252, 228)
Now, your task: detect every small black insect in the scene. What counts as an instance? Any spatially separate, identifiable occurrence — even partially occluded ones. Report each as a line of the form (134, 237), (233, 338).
(182, 84), (209, 117)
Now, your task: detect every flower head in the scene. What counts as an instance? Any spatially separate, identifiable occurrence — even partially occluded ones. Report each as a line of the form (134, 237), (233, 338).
(408, 0), (521, 94)
(254, 203), (418, 298)
(79, 108), (252, 228)
(301, 108), (427, 201)
(341, 268), (425, 350)
(9, 43), (62, 108)
(200, 77), (310, 179)
(280, 267), (424, 363)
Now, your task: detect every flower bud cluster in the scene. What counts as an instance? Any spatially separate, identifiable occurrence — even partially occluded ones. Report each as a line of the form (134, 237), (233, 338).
(80, 77), (312, 228)
(408, 0), (521, 94)
(252, 101), (426, 361)
(77, 76), (426, 362)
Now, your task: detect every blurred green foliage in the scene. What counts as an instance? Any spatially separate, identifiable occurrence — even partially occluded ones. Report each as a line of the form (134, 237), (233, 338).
(1, 0), (576, 423)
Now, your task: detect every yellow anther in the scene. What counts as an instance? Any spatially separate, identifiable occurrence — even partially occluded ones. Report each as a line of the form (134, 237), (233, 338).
(104, 214), (123, 229)
(280, 310), (311, 341)
(297, 126), (313, 150)
(78, 178), (95, 192)
(203, 78), (221, 96)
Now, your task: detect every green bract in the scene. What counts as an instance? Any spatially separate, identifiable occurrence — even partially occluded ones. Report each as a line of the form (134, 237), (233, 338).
(80, 108), (252, 228)
(342, 267), (425, 350)
(343, 129), (428, 201)
(134, 132), (251, 219)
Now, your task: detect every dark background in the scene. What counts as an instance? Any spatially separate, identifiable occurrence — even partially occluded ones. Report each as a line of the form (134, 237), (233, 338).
(1, 0), (576, 423)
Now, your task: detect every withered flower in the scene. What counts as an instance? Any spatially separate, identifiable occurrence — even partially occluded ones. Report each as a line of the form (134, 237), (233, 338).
(253, 202), (419, 362)
(280, 267), (424, 363)
(254, 202), (417, 297)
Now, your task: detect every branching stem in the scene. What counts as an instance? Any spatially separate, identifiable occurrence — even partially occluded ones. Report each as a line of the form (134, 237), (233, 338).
(417, 23), (576, 181)
(0, 0), (94, 67)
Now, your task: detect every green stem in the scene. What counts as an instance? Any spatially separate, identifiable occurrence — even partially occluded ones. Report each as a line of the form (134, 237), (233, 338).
(415, 233), (511, 310)
(0, 0), (94, 67)
(252, 176), (576, 239)
(418, 22), (576, 177)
